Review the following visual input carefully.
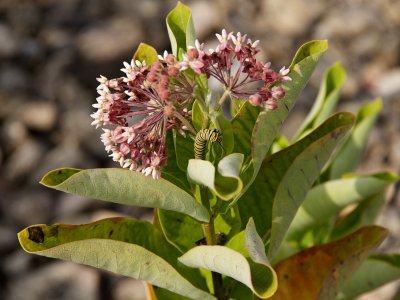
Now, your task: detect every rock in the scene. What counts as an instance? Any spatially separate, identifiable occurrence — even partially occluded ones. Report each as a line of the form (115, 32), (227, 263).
(257, 0), (324, 36)
(35, 49), (74, 100)
(39, 27), (73, 49)
(2, 138), (44, 181)
(0, 23), (19, 58)
(55, 193), (95, 219)
(0, 225), (16, 254)
(0, 119), (28, 153)
(5, 262), (99, 300)
(373, 68), (400, 99)
(17, 101), (58, 131)
(31, 138), (97, 183)
(191, 1), (219, 38)
(0, 65), (30, 92)
(113, 278), (147, 300)
(1, 249), (33, 277)
(314, 6), (382, 39)
(76, 17), (143, 62)
(3, 189), (52, 226)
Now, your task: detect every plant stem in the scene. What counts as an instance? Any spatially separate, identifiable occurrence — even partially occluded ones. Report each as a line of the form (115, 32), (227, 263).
(200, 187), (225, 299)
(173, 110), (197, 135)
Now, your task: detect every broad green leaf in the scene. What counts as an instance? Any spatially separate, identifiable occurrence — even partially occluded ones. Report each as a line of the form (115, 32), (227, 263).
(187, 153), (244, 200)
(330, 192), (385, 240)
(166, 1), (196, 58)
(231, 101), (260, 159)
(162, 131), (191, 193)
(286, 172), (398, 240)
(270, 134), (290, 154)
(294, 62), (346, 140)
(337, 254), (400, 300)
(157, 206), (241, 255)
(158, 209), (203, 253)
(210, 112), (234, 155)
(174, 130), (195, 172)
(41, 168), (209, 222)
(179, 219), (278, 299)
(237, 112), (354, 259)
(270, 226), (388, 300)
(133, 42), (158, 65)
(18, 218), (214, 300)
(192, 100), (204, 132)
(328, 98), (382, 179)
(230, 40), (329, 207)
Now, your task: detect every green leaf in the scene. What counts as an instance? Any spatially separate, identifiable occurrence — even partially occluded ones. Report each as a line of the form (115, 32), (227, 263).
(231, 101), (260, 159)
(187, 153), (244, 201)
(133, 42), (159, 65)
(336, 254), (400, 300)
(286, 172), (398, 240)
(174, 130), (195, 172)
(294, 62), (346, 140)
(179, 219), (278, 299)
(166, 1), (196, 58)
(41, 168), (209, 222)
(270, 134), (290, 154)
(328, 98), (382, 179)
(237, 112), (355, 259)
(192, 100), (205, 132)
(211, 112), (234, 155)
(162, 131), (192, 193)
(330, 192), (385, 240)
(270, 226), (388, 300)
(158, 209), (203, 253)
(230, 40), (329, 207)
(18, 218), (214, 300)
(157, 206), (242, 254)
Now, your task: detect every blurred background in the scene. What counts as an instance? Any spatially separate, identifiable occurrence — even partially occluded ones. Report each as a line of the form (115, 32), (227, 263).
(0, 0), (399, 299)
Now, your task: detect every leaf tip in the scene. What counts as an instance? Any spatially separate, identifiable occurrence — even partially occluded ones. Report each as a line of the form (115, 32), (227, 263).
(40, 168), (82, 187)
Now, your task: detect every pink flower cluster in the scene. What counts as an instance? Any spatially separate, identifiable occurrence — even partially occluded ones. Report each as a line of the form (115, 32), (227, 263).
(91, 30), (291, 178)
(91, 56), (195, 179)
(190, 29), (291, 110)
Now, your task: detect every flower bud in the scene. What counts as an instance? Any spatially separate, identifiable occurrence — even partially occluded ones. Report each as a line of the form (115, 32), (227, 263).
(187, 48), (199, 59)
(271, 86), (285, 99)
(249, 94), (262, 106)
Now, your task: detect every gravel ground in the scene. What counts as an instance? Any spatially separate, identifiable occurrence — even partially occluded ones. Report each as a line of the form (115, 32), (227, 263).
(0, 0), (399, 299)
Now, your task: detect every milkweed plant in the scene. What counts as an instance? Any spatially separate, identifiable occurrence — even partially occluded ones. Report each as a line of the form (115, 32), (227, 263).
(18, 3), (400, 300)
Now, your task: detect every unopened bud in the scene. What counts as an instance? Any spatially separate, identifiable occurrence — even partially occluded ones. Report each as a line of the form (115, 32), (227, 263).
(187, 48), (199, 59)
(249, 94), (262, 106)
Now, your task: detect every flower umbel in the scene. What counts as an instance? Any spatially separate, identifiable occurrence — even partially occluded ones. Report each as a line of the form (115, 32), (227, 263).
(91, 55), (195, 179)
(194, 29), (291, 111)
(92, 31), (290, 178)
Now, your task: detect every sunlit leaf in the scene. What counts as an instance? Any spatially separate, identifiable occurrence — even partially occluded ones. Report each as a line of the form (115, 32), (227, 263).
(286, 172), (398, 240)
(187, 153), (244, 201)
(133, 42), (159, 65)
(237, 112), (354, 259)
(294, 62), (346, 140)
(41, 168), (209, 222)
(327, 98), (382, 179)
(179, 219), (278, 298)
(230, 40), (329, 207)
(166, 1), (196, 59)
(18, 218), (215, 300)
(337, 254), (400, 300)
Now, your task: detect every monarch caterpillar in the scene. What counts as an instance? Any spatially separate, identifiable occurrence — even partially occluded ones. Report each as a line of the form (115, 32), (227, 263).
(194, 129), (223, 160)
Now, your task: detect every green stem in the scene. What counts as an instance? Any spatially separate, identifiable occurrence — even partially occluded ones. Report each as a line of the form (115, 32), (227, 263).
(173, 111), (197, 135)
(199, 187), (225, 299)
(214, 89), (231, 111)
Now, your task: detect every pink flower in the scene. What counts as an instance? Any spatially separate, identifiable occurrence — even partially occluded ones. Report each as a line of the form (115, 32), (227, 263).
(92, 56), (196, 179)
(196, 30), (290, 111)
